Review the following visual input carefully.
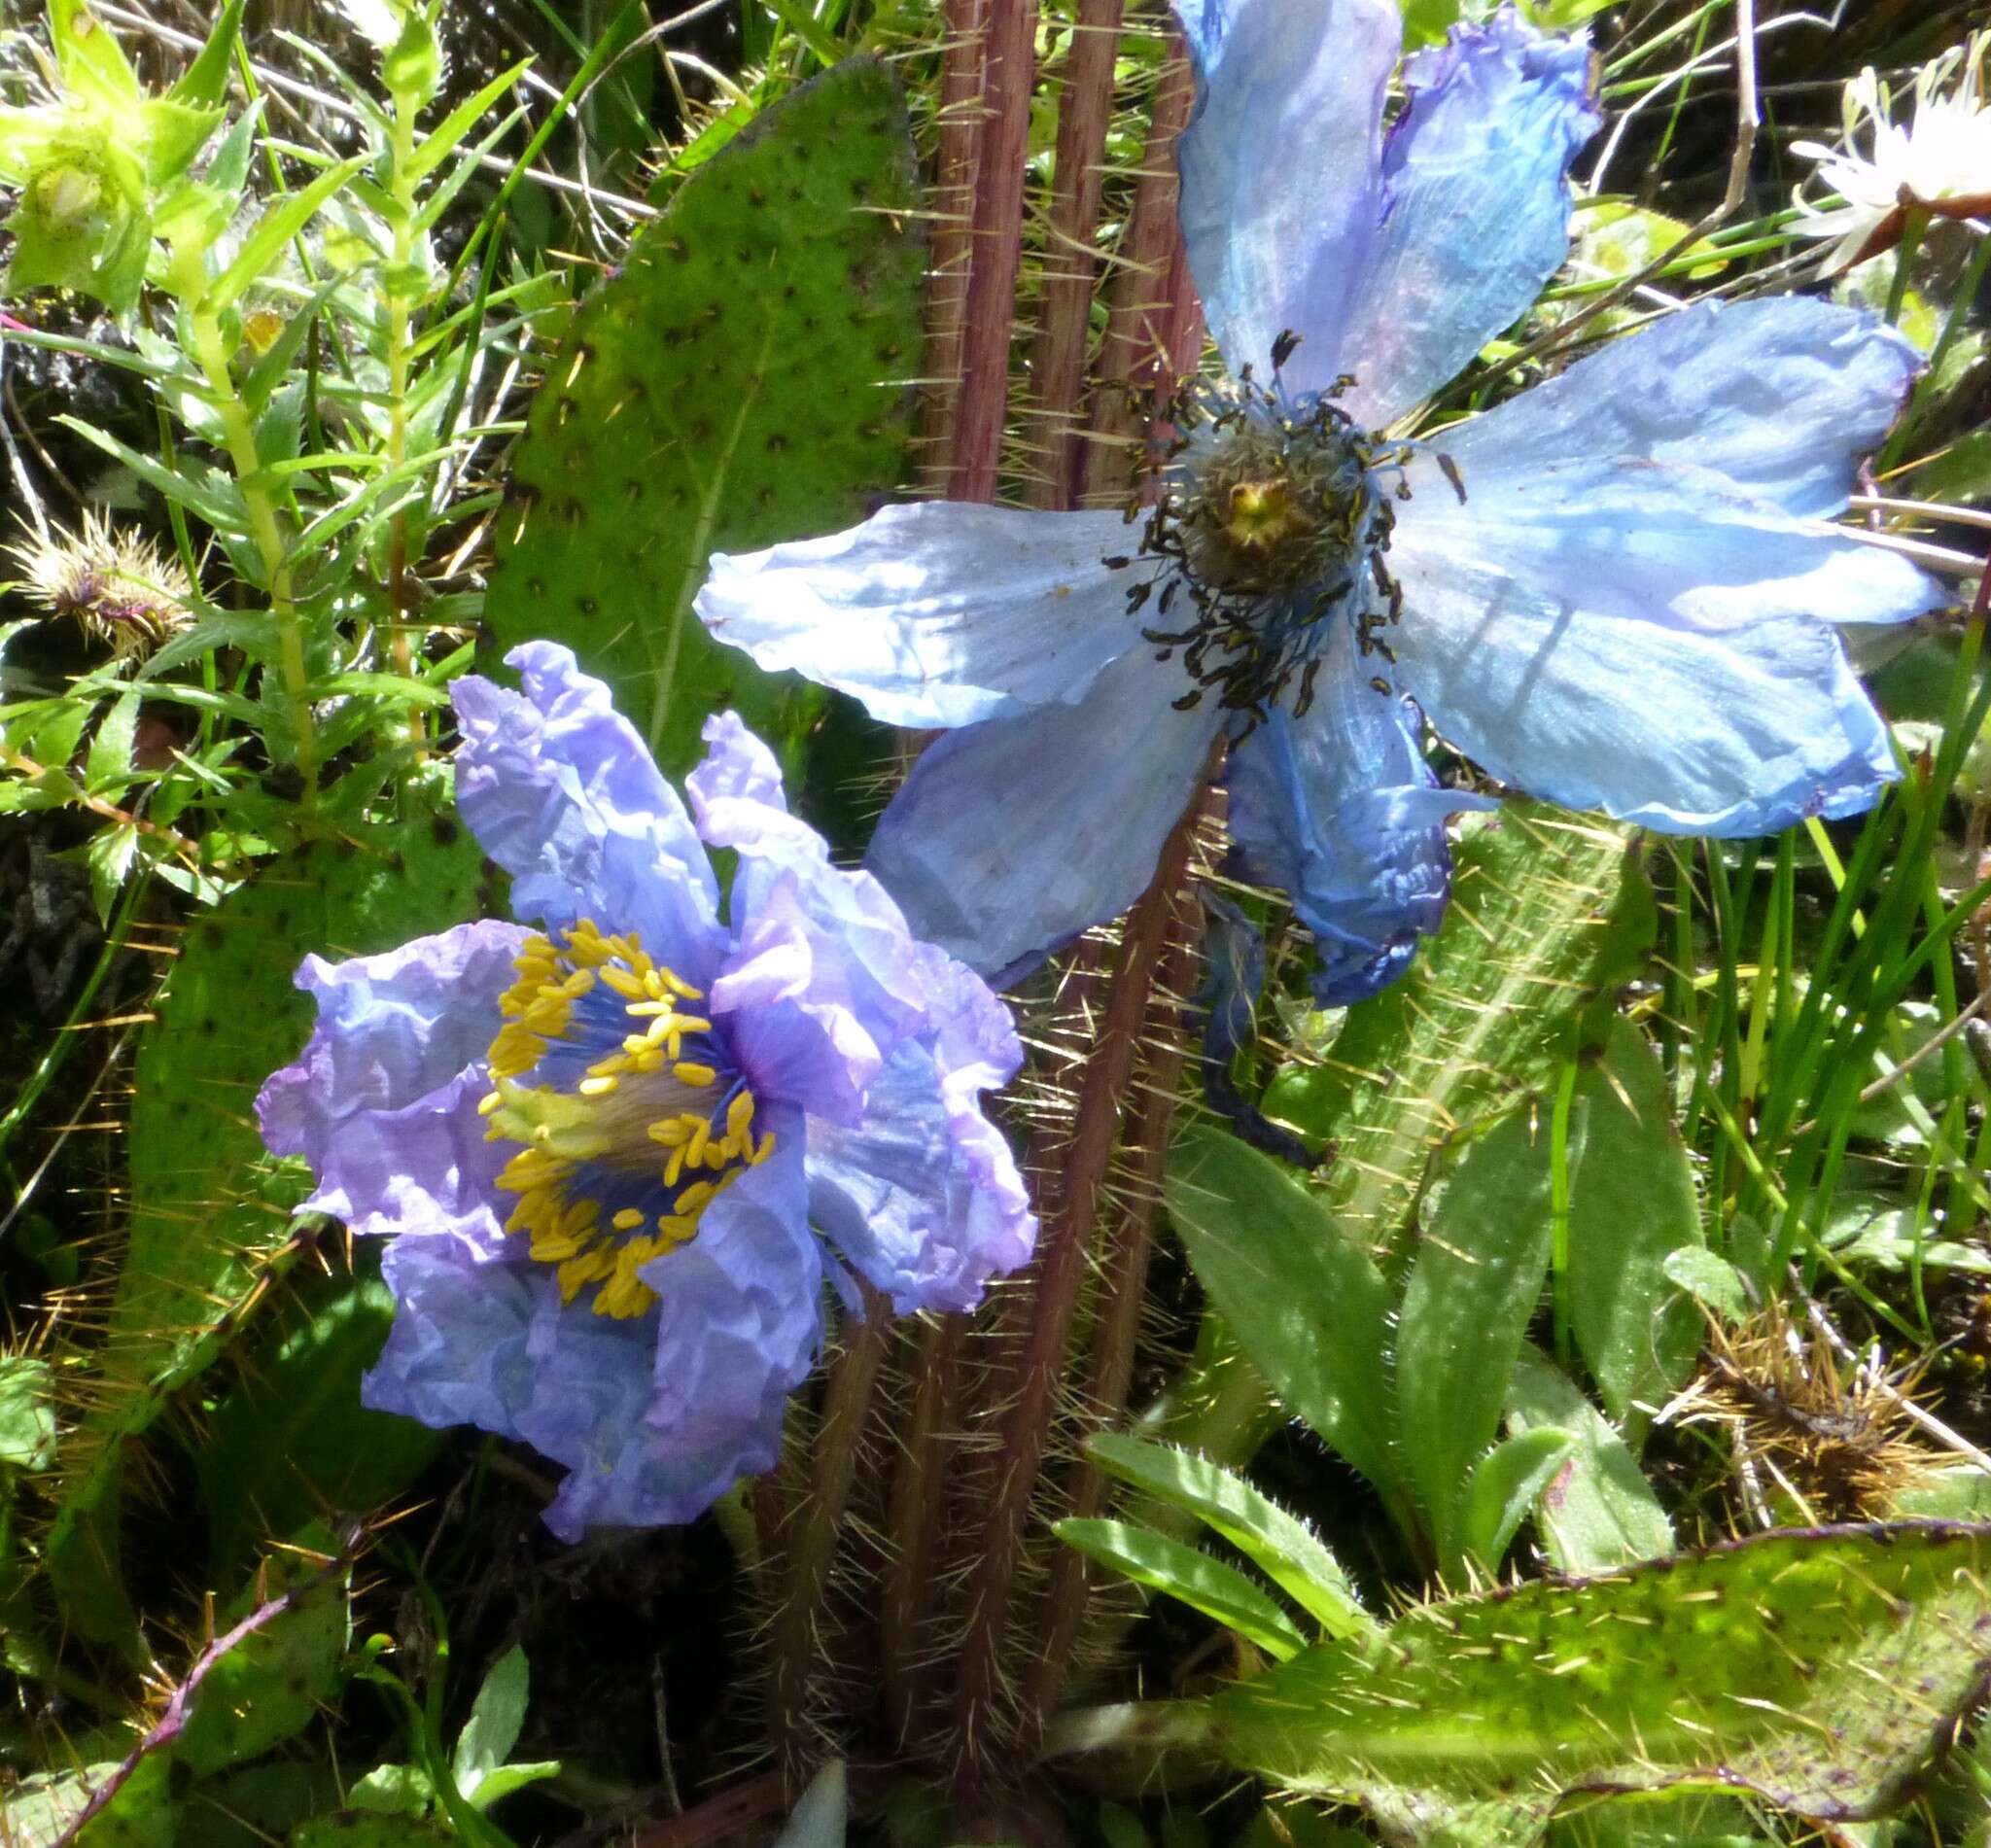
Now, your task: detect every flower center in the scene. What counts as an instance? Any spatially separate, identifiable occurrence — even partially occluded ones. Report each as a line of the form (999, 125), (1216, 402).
(477, 920), (775, 1319)
(1121, 369), (1415, 724)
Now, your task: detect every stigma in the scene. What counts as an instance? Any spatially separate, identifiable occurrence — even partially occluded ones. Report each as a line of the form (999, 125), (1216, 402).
(1123, 366), (1415, 724)
(477, 920), (774, 1319)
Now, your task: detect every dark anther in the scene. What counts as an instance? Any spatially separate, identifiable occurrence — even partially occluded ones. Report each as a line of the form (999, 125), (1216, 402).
(1370, 676), (1391, 694)
(1172, 688), (1204, 711)
(1437, 451), (1468, 505)
(1271, 329), (1303, 372)
(1126, 580), (1153, 613)
(1101, 554), (1131, 569)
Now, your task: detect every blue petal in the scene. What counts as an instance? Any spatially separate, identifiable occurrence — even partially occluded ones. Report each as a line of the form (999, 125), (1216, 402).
(1430, 297), (1924, 517)
(866, 648), (1224, 977)
(1395, 450), (1946, 633)
(697, 504), (1149, 728)
(805, 954), (1033, 1314)
(364, 1237), (541, 1446)
(1388, 500), (1912, 834)
(1194, 889), (1322, 1165)
(1337, 8), (1599, 427)
(691, 713), (934, 1122)
(257, 921), (529, 1252)
(1173, 0), (1399, 387)
(1225, 656), (1486, 1003)
(453, 642), (724, 972)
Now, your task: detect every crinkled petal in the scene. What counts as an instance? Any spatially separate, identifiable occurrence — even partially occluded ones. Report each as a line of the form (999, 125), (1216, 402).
(364, 1237), (541, 1444)
(1225, 660), (1486, 1003)
(691, 714), (930, 1119)
(865, 647), (1223, 978)
(805, 946), (1032, 1314)
(1387, 521), (1905, 835)
(1173, 0), (1398, 386)
(1396, 451), (1946, 632)
(453, 642), (723, 973)
(1432, 297), (1924, 517)
(696, 504), (1147, 728)
(256, 920), (528, 1252)
(530, 1126), (821, 1540)
(1337, 8), (1599, 426)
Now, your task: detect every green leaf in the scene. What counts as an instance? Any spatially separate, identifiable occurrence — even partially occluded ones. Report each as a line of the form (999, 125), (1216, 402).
(453, 1647), (530, 1800)
(1660, 1246), (1750, 1323)
(1266, 809), (1638, 1253)
(0, 1753), (177, 1847)
(1087, 1433), (1375, 1642)
(347, 1763), (434, 1817)
(45, 803), (488, 1652)
(207, 157), (368, 312)
(161, 0), (244, 113)
(55, 413), (247, 531)
(291, 1818), (456, 1848)
(1506, 1349), (1674, 1573)
(404, 60), (532, 186)
(83, 687), (138, 791)
(179, 1535), (351, 1776)
(484, 52), (926, 777)
(0, 1355), (56, 1471)
(1193, 1523), (1991, 1846)
(1055, 1518), (1309, 1660)
(49, 0), (140, 108)
(1165, 1122), (1406, 1523)
(1457, 1426), (1576, 1571)
(1566, 1020), (1703, 1440)
(1396, 1100), (1567, 1575)
(197, 1269), (443, 1585)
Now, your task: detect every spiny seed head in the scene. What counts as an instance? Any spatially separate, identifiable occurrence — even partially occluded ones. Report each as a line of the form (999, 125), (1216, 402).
(6, 510), (192, 666)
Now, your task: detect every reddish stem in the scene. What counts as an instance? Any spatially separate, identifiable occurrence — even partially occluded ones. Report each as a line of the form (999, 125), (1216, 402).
(766, 1296), (893, 1782)
(919, 0), (993, 494)
(1022, 0), (1129, 510)
(1024, 882), (1204, 1726)
(947, 0), (1040, 504)
(950, 743), (1222, 1785)
(1080, 40), (1197, 506)
(881, 1314), (965, 1751)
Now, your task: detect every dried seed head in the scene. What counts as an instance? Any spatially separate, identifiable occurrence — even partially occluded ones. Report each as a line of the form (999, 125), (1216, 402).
(6, 510), (192, 666)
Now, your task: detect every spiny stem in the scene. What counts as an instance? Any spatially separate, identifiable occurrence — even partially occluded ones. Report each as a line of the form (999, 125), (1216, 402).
(1025, 890), (1203, 1726)
(1082, 39), (1198, 506)
(1022, 0), (1129, 510)
(766, 1291), (892, 1782)
(881, 1313), (965, 1751)
(950, 745), (1221, 1782)
(919, 0), (993, 493)
(382, 81), (426, 742)
(947, 0), (1039, 503)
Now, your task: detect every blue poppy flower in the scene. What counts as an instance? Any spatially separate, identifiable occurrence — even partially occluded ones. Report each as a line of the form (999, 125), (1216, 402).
(257, 644), (1035, 1539)
(694, 0), (1946, 1002)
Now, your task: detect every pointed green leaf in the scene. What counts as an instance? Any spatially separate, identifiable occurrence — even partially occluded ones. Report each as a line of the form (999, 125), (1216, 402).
(1566, 1020), (1703, 1439)
(1055, 1518), (1309, 1660)
(1088, 1432), (1375, 1642)
(453, 1647), (530, 1798)
(1458, 1427), (1576, 1571)
(1396, 1101), (1569, 1574)
(1506, 1349), (1674, 1573)
(1165, 1122), (1404, 1520)
(49, 0), (139, 107)
(207, 157), (368, 312)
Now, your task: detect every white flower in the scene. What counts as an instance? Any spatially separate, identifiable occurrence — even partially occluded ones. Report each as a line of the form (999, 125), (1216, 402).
(1794, 34), (1991, 271)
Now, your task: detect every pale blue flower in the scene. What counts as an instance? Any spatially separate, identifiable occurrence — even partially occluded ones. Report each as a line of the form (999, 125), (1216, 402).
(257, 645), (1034, 1539)
(695, 0), (1945, 1001)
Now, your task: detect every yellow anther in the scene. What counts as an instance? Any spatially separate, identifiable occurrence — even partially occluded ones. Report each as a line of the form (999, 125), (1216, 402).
(754, 1130), (777, 1164)
(675, 1180), (716, 1217)
(674, 1061), (718, 1088)
(726, 1092), (755, 1142)
(665, 1144), (687, 1189)
(577, 1074), (619, 1098)
(647, 1117), (690, 1146)
(685, 1116), (712, 1167)
(601, 963), (647, 998)
(661, 970), (704, 1000)
(611, 1206), (646, 1232)
(477, 1089), (503, 1117)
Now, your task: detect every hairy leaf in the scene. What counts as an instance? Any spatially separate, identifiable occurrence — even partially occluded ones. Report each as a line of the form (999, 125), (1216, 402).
(485, 53), (925, 776)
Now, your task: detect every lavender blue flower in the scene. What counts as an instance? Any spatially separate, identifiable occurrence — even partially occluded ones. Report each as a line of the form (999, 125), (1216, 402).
(257, 644), (1035, 1539)
(694, 0), (1947, 1002)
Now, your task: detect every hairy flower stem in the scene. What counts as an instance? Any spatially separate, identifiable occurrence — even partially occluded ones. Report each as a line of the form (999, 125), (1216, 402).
(1025, 896), (1203, 1726)
(920, 0), (992, 493)
(881, 1313), (965, 1749)
(1082, 41), (1198, 506)
(948, 0), (1039, 503)
(950, 742), (1223, 1786)
(767, 1292), (892, 1782)
(1023, 0), (1128, 509)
